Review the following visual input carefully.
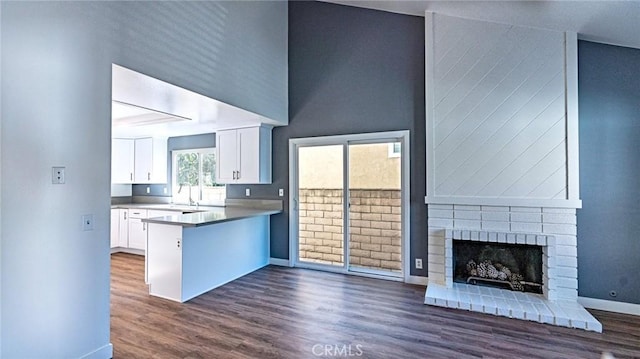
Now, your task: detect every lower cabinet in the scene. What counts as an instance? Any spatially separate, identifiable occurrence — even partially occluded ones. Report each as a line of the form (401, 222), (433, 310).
(110, 209), (120, 248)
(111, 208), (180, 257)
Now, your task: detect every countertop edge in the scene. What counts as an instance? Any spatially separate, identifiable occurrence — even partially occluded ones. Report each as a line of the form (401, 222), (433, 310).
(142, 209), (282, 228)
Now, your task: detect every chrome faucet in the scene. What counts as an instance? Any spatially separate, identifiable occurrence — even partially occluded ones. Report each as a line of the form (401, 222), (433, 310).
(178, 183), (198, 207)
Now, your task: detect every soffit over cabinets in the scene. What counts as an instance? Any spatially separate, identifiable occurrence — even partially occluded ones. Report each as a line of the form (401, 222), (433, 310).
(112, 64), (283, 138)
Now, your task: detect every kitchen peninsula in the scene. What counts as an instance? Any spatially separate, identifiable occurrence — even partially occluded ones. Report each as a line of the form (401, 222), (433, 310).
(140, 200), (282, 303)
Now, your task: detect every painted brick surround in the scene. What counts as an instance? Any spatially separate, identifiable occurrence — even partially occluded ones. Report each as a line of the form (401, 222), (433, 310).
(425, 205), (601, 332)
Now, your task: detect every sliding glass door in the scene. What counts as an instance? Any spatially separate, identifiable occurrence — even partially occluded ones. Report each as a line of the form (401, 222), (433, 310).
(290, 132), (408, 279)
(297, 145), (345, 268)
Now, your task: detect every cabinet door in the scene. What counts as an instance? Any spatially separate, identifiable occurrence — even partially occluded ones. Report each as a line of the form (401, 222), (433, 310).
(237, 127), (260, 184)
(216, 130), (238, 183)
(119, 209), (129, 247)
(150, 138), (168, 183)
(128, 218), (147, 251)
(110, 209), (120, 248)
(112, 139), (134, 183)
(134, 138), (153, 183)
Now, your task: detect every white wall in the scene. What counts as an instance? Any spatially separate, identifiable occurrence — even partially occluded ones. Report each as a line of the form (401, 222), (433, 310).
(0, 2), (287, 358)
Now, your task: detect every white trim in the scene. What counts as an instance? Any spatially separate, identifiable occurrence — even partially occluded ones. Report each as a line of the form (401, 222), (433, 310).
(269, 257), (291, 267)
(425, 12), (436, 200)
(296, 261), (404, 282)
(578, 296), (640, 316)
(400, 134), (411, 283)
(289, 130), (411, 146)
(564, 31), (580, 201)
(80, 343), (113, 359)
(406, 275), (428, 286)
(288, 141), (298, 267)
(425, 195), (582, 209)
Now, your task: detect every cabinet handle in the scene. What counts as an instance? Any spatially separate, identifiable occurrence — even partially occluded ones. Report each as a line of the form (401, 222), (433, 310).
(143, 222), (146, 231)
(237, 170), (240, 179)
(130, 173), (133, 181)
(124, 212), (127, 220)
(148, 172), (151, 181)
(232, 171), (236, 180)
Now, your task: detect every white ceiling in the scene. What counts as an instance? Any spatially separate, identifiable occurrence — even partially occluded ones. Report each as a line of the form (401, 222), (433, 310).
(112, 65), (279, 138)
(323, 0), (640, 50)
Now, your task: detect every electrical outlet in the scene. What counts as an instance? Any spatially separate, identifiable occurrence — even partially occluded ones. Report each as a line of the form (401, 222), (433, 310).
(146, 187), (150, 194)
(279, 189), (284, 197)
(415, 258), (423, 269)
(245, 188), (251, 196)
(52, 166), (65, 184)
(82, 214), (94, 231)
(163, 187), (168, 194)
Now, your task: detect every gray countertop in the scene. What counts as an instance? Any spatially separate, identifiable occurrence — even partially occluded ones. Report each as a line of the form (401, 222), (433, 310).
(112, 201), (282, 228)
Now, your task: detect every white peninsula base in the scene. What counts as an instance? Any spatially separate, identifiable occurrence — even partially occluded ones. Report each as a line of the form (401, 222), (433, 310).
(146, 215), (270, 302)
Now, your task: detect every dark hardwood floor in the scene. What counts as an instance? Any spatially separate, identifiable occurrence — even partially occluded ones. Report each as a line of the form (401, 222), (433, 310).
(111, 253), (640, 358)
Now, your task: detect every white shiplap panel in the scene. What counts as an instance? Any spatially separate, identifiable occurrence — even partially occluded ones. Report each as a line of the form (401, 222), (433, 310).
(500, 143), (567, 197)
(433, 30), (559, 160)
(429, 14), (567, 201)
(528, 165), (568, 199)
(476, 118), (566, 196)
(434, 15), (470, 66)
(434, 20), (509, 105)
(435, 31), (526, 126)
(435, 71), (565, 194)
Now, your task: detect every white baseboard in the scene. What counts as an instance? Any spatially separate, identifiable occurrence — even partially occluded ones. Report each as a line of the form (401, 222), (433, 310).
(405, 275), (428, 286)
(269, 257), (291, 267)
(80, 343), (113, 359)
(578, 296), (640, 316)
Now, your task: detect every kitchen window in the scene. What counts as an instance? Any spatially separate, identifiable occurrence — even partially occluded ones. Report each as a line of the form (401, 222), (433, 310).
(172, 148), (226, 205)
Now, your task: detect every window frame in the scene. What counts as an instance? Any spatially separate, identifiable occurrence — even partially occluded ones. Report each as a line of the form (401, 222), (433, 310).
(171, 147), (226, 206)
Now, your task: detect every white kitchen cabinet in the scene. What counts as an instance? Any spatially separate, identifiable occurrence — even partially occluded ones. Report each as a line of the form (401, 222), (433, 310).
(128, 209), (148, 250)
(118, 209), (129, 247)
(110, 209), (120, 248)
(111, 208), (130, 250)
(112, 139), (134, 183)
(112, 137), (167, 184)
(215, 125), (272, 184)
(134, 137), (168, 184)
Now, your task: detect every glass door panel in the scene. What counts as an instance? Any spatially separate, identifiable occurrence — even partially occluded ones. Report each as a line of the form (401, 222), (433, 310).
(297, 145), (344, 267)
(348, 142), (402, 276)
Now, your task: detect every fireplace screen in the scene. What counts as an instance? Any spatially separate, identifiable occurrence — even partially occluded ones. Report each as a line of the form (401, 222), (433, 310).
(453, 240), (543, 294)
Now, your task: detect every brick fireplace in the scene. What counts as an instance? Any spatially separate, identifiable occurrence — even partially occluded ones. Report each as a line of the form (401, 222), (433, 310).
(421, 13), (599, 331)
(425, 205), (602, 332)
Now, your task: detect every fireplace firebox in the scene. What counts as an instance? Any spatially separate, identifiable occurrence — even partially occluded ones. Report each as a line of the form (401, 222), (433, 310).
(453, 240), (543, 294)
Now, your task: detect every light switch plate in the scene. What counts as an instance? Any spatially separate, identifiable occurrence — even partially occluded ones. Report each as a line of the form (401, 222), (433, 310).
(279, 189), (284, 197)
(82, 214), (94, 231)
(52, 167), (65, 184)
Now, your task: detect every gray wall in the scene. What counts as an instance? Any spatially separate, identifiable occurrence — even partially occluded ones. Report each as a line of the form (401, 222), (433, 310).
(132, 133), (216, 197)
(577, 41), (640, 304)
(0, 2), (286, 357)
(227, 1), (428, 276)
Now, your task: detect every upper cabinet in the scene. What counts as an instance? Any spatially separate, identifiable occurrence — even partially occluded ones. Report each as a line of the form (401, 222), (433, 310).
(112, 139), (135, 183)
(216, 126), (272, 184)
(112, 137), (167, 184)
